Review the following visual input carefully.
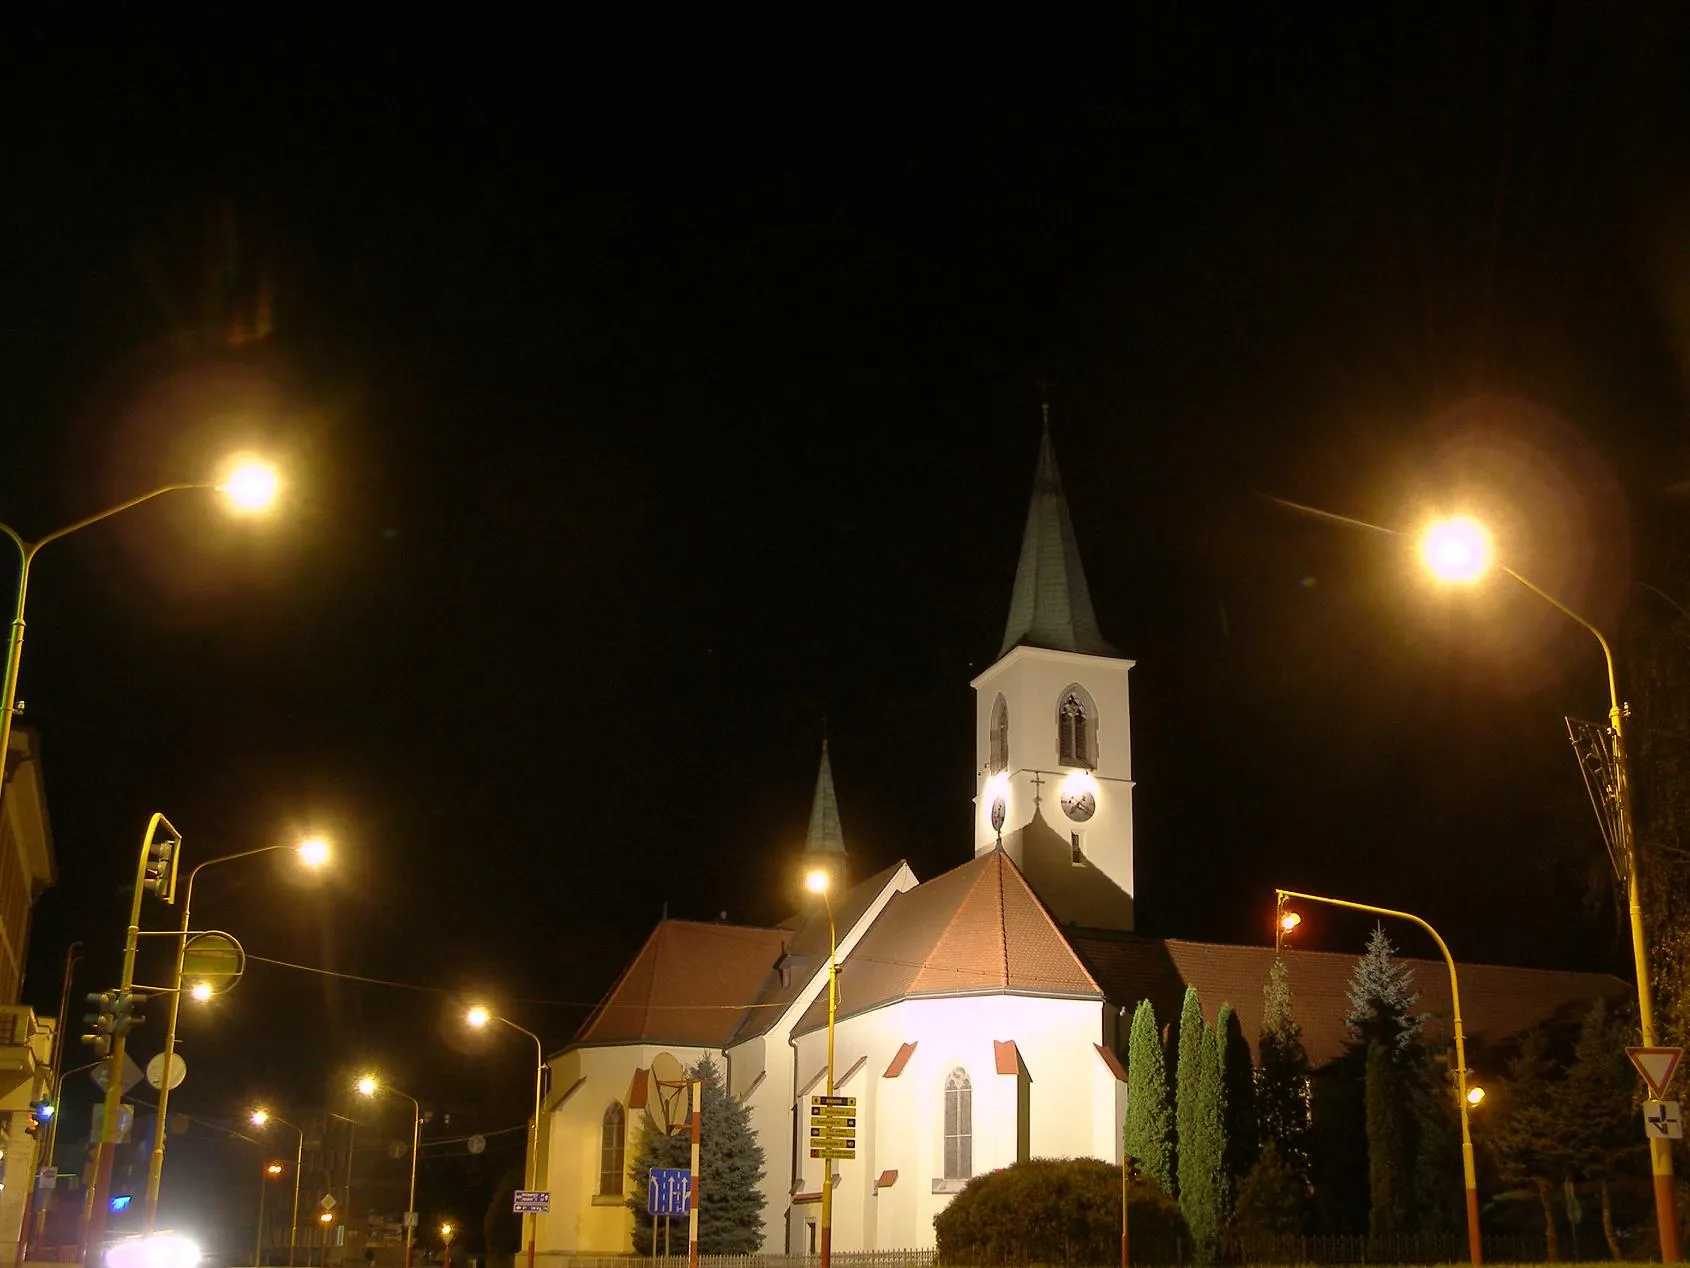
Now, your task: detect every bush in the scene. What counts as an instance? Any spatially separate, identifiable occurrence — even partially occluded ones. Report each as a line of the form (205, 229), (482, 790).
(934, 1157), (1189, 1265)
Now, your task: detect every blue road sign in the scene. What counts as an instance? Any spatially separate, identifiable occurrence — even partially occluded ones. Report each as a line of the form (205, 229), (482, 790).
(648, 1168), (691, 1216)
(512, 1190), (550, 1214)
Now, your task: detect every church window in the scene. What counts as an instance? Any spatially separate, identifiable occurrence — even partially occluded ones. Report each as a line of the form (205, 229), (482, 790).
(1057, 686), (1097, 769)
(599, 1102), (626, 1195)
(989, 695), (1009, 774)
(1071, 832), (1084, 865)
(943, 1068), (972, 1180)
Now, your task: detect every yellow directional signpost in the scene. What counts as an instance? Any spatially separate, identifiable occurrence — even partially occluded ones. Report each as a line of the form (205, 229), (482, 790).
(809, 1095), (856, 1160)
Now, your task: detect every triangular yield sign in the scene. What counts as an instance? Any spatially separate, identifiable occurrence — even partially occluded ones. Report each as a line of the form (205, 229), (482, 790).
(1627, 1046), (1684, 1099)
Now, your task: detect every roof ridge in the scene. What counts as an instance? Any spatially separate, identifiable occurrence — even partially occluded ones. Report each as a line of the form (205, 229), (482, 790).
(996, 850), (1010, 987)
(996, 852), (1103, 992)
(1160, 937), (1629, 983)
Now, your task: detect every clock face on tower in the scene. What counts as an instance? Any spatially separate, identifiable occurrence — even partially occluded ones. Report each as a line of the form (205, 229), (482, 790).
(989, 798), (1007, 832)
(1061, 788), (1097, 822)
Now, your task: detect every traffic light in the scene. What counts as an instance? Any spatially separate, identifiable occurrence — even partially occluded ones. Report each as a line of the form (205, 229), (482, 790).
(143, 834), (180, 903)
(25, 1100), (53, 1137)
(81, 991), (118, 1057)
(112, 990), (145, 1036)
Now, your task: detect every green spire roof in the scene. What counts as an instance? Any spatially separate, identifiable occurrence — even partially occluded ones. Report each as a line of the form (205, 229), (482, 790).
(805, 738), (846, 856)
(999, 415), (1115, 657)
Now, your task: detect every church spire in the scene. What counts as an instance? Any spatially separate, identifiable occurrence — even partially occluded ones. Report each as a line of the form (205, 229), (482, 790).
(804, 736), (846, 857)
(998, 411), (1114, 658)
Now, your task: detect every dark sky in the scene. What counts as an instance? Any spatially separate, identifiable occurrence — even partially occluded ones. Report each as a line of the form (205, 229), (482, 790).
(6, 9), (1690, 1204)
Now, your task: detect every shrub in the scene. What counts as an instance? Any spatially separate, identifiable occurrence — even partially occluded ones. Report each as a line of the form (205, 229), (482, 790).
(934, 1157), (1189, 1265)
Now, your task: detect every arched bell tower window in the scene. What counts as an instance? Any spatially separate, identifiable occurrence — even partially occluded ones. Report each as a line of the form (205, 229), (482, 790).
(944, 1067), (972, 1180)
(989, 695), (1009, 775)
(599, 1102), (626, 1195)
(1057, 685), (1097, 769)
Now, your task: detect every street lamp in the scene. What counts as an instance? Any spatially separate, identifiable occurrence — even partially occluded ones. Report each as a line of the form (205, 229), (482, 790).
(145, 837), (331, 1223)
(257, 1162), (285, 1268)
(1420, 512), (1680, 1263)
(251, 1110), (306, 1267)
(803, 868), (838, 1268)
(439, 1223), (454, 1268)
(0, 460), (279, 818)
(357, 1076), (421, 1268)
(1278, 890), (1481, 1266)
(465, 1007), (546, 1268)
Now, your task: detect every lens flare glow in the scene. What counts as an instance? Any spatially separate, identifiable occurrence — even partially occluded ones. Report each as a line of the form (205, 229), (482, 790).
(466, 1005), (491, 1028)
(804, 869), (830, 895)
(189, 982), (213, 1003)
(1466, 1085), (1487, 1107)
(1420, 516), (1493, 584)
(356, 1075), (378, 1097)
(218, 460), (280, 512)
(298, 837), (330, 867)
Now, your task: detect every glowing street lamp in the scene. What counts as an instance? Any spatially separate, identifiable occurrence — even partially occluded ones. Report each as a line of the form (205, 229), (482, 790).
(803, 867), (838, 1268)
(250, 1111), (305, 1267)
(440, 1223), (455, 1268)
(257, 1162), (285, 1268)
(0, 457), (281, 824)
(464, 1007), (545, 1268)
(146, 837), (332, 1224)
(1419, 511), (1679, 1263)
(357, 1076), (422, 1268)
(1277, 890), (1481, 1266)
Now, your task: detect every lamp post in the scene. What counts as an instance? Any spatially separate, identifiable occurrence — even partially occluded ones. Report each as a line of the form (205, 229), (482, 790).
(1419, 515), (1681, 1263)
(357, 1077), (421, 1268)
(439, 1224), (454, 1268)
(257, 1162), (285, 1267)
(0, 461), (278, 818)
(804, 869), (838, 1268)
(465, 1008), (546, 1268)
(1276, 889), (1483, 1266)
(145, 837), (330, 1225)
(251, 1111), (306, 1267)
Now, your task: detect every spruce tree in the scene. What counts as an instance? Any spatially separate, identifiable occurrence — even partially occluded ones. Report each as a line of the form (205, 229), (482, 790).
(1257, 956), (1311, 1181)
(1345, 925), (1423, 1054)
(1364, 1040), (1414, 1236)
(1175, 987), (1225, 1257)
(625, 1055), (766, 1253)
(1124, 999), (1176, 1196)
(1557, 999), (1638, 1258)
(1217, 1003), (1258, 1212)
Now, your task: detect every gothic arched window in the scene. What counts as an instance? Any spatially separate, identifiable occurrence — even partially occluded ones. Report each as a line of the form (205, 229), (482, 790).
(1057, 686), (1097, 769)
(989, 695), (1009, 774)
(599, 1102), (626, 1195)
(944, 1067), (972, 1180)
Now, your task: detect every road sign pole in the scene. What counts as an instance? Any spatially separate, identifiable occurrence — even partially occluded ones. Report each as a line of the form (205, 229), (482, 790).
(688, 1081), (700, 1268)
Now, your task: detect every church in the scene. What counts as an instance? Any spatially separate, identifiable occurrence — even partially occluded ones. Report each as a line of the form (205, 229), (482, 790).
(532, 425), (1626, 1255)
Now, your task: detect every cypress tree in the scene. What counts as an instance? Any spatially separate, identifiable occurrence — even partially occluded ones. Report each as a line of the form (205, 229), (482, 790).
(1217, 1002), (1257, 1212)
(1257, 956), (1311, 1181)
(1175, 986), (1225, 1256)
(626, 1055), (766, 1253)
(1124, 999), (1176, 1196)
(1364, 1040), (1414, 1236)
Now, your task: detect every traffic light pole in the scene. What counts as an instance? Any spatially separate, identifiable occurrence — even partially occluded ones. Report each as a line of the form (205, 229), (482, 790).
(79, 813), (177, 1268)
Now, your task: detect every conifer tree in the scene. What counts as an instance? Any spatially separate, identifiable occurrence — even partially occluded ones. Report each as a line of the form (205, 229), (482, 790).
(1257, 956), (1311, 1181)
(1346, 925), (1424, 1054)
(1407, 1043), (1461, 1236)
(1233, 1140), (1309, 1240)
(1175, 987), (1225, 1257)
(1486, 1028), (1574, 1261)
(1364, 1040), (1414, 1236)
(1217, 1003), (1258, 1212)
(626, 1055), (766, 1253)
(1124, 999), (1176, 1196)
(1557, 999), (1638, 1258)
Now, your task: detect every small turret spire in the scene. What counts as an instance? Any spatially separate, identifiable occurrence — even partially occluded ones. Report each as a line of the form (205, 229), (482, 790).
(805, 736), (846, 857)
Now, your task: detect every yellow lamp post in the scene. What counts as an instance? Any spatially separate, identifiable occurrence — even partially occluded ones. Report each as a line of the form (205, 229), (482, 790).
(257, 1161), (285, 1267)
(357, 1076), (421, 1268)
(0, 459), (278, 818)
(465, 1007), (546, 1268)
(251, 1110), (307, 1267)
(804, 868), (838, 1268)
(145, 837), (331, 1224)
(1420, 513), (1680, 1263)
(1277, 889), (1483, 1266)
(439, 1223), (454, 1268)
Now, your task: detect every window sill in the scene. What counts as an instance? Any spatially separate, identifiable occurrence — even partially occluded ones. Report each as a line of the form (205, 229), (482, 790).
(931, 1178), (968, 1194)
(592, 1194), (625, 1206)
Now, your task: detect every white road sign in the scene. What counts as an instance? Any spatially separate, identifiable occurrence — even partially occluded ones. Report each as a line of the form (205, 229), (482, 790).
(1644, 1099), (1683, 1140)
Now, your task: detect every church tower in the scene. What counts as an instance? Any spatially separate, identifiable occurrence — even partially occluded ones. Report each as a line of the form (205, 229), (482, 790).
(971, 415), (1137, 930)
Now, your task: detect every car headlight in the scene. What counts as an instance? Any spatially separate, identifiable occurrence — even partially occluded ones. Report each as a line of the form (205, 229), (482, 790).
(107, 1233), (201, 1268)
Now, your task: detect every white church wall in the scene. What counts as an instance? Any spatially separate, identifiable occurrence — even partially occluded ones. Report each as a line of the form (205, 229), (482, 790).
(786, 992), (1117, 1251)
(971, 646), (1135, 911)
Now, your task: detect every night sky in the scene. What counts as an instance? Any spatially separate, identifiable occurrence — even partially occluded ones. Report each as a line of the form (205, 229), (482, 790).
(6, 11), (1690, 1233)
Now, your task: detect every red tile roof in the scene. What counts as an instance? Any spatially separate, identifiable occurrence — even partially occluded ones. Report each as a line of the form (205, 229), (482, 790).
(1068, 932), (1629, 1067)
(795, 850), (1101, 1034)
(573, 920), (791, 1047)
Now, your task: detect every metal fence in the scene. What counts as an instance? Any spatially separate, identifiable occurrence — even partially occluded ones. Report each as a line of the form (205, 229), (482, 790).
(535, 1238), (1558, 1267)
